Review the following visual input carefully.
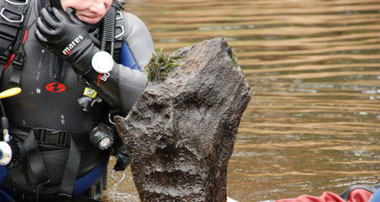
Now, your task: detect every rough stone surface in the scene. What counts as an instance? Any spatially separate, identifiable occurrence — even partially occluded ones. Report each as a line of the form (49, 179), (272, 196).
(115, 38), (252, 202)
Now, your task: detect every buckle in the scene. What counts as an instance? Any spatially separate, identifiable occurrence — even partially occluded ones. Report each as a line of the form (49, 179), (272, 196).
(116, 10), (123, 20)
(33, 129), (70, 147)
(115, 25), (124, 39)
(0, 8), (24, 23)
(0, 54), (8, 65)
(5, 0), (28, 6)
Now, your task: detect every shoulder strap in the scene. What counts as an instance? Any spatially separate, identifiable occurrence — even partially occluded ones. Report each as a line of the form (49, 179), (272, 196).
(101, 0), (125, 63)
(0, 0), (31, 89)
(112, 9), (126, 63)
(0, 0), (30, 75)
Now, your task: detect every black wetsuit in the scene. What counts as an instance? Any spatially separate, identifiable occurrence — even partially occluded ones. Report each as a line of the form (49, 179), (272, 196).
(0, 0), (155, 201)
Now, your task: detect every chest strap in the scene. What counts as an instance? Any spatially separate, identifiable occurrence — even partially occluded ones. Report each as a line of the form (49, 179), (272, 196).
(33, 128), (71, 146)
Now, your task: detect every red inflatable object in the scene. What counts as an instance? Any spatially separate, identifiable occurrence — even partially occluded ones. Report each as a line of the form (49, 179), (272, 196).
(276, 189), (373, 202)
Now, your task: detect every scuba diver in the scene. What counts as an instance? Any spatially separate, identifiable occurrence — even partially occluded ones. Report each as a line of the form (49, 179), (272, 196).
(0, 0), (155, 201)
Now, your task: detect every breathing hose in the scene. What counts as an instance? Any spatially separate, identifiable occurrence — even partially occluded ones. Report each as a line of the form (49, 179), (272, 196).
(100, 4), (116, 55)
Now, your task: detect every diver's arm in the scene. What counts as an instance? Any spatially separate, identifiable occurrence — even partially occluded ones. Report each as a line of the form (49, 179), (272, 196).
(82, 63), (146, 112)
(82, 12), (155, 111)
(35, 8), (154, 111)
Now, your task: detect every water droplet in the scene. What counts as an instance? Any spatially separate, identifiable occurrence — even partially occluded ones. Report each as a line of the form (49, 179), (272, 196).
(35, 72), (40, 81)
(61, 115), (65, 125)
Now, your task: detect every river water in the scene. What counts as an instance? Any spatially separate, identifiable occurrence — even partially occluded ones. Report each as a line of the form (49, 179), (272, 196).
(103, 0), (380, 201)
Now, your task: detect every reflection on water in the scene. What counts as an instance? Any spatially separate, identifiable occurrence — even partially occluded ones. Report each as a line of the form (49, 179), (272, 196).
(104, 0), (380, 201)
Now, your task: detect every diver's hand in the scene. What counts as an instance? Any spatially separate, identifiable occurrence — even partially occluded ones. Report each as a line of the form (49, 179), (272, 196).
(35, 7), (99, 74)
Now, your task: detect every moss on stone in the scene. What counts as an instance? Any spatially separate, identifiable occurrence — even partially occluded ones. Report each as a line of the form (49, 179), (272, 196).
(144, 49), (181, 82)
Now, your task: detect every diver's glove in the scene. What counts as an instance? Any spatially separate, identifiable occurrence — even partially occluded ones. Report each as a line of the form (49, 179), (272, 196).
(35, 7), (99, 74)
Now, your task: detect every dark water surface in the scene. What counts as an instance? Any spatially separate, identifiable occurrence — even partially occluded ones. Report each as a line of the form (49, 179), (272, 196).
(104, 0), (380, 201)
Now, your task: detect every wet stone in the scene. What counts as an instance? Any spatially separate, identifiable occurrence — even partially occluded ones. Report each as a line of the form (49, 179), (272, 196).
(115, 38), (252, 202)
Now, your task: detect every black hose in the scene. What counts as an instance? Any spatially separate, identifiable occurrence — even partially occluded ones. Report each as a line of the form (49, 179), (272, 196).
(100, 4), (116, 56)
(0, 101), (9, 132)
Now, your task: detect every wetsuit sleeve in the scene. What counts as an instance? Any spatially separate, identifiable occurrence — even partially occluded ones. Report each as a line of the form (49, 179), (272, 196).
(117, 12), (155, 110)
(123, 13), (155, 71)
(83, 12), (155, 112)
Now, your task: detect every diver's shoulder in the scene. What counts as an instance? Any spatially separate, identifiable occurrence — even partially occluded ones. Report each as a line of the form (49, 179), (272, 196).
(120, 12), (150, 37)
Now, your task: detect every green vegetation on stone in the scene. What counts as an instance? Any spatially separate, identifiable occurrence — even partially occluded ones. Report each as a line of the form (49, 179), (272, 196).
(231, 49), (241, 72)
(144, 49), (181, 81)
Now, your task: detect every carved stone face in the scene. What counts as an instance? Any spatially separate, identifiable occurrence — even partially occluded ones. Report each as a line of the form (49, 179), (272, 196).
(115, 38), (252, 202)
(60, 0), (112, 24)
